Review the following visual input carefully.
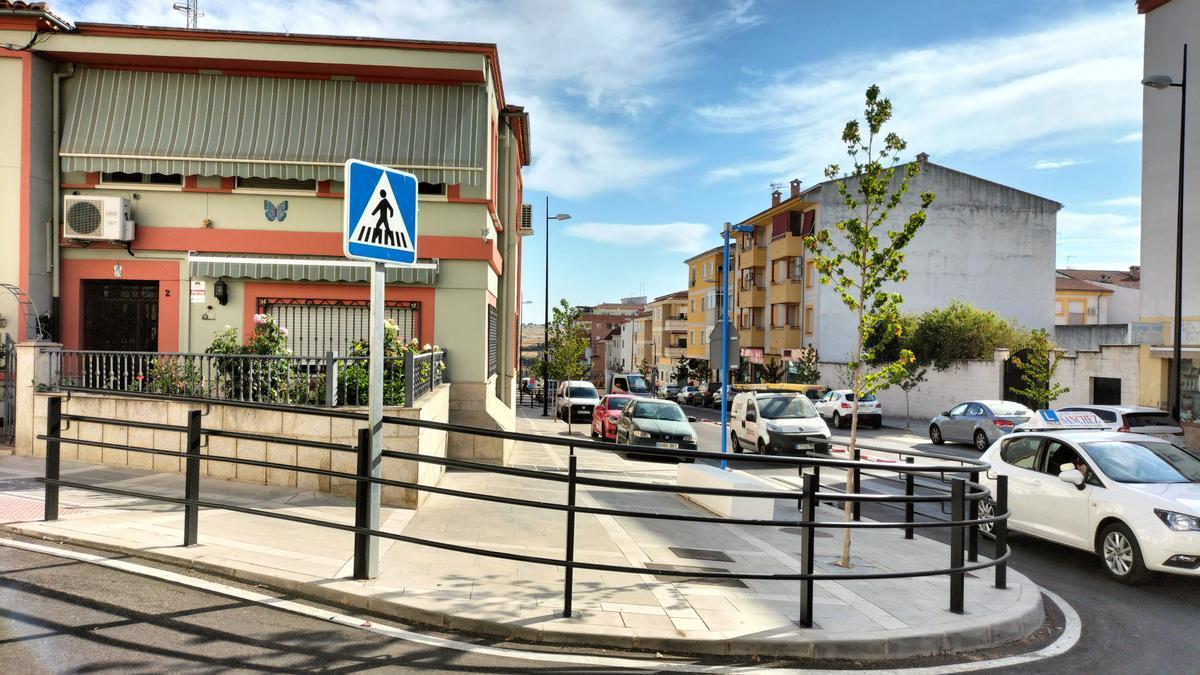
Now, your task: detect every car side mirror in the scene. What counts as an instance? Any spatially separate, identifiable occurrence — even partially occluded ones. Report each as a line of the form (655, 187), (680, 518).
(942, 411), (951, 417)
(688, 416), (698, 423)
(1058, 469), (1085, 486)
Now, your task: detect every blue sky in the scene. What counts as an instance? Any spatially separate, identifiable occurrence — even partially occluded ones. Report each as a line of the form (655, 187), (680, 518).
(58, 0), (1146, 315)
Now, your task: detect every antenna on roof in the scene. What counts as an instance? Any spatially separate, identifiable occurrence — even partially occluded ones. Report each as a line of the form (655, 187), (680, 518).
(172, 0), (204, 29)
(769, 181), (785, 192)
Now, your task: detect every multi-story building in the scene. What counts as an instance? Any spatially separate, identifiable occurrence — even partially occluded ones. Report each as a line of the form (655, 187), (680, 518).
(579, 301), (644, 385)
(1138, 0), (1199, 432)
(647, 291), (688, 384)
(732, 164), (1060, 375)
(631, 311), (653, 378)
(684, 245), (728, 377)
(0, 6), (530, 459)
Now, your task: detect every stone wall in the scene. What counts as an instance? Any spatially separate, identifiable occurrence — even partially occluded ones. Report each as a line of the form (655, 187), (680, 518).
(447, 380), (515, 465)
(19, 381), (450, 509)
(1055, 344), (1144, 408)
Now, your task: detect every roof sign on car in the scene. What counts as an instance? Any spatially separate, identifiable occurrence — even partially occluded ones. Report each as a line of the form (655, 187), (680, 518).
(1015, 409), (1108, 432)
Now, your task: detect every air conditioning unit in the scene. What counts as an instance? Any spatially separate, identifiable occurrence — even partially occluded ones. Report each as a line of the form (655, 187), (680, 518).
(63, 195), (135, 241)
(519, 203), (534, 236)
(1088, 307), (1099, 316)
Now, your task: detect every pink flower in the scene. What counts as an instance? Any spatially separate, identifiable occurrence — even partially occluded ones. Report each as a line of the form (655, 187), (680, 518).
(253, 314), (267, 325)
(135, 374), (144, 381)
(280, 327), (289, 336)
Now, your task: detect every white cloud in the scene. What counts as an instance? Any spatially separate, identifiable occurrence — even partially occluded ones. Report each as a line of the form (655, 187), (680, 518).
(1115, 131), (1143, 144)
(564, 221), (714, 252)
(1090, 195), (1141, 208)
(1057, 211), (1139, 244)
(1031, 159), (1090, 170)
(697, 9), (1143, 181)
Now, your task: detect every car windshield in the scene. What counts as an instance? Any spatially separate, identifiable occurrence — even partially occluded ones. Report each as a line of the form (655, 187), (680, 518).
(606, 397), (634, 411)
(569, 387), (598, 399)
(844, 393), (876, 402)
(633, 401), (688, 422)
(989, 402), (1031, 416)
(759, 396), (818, 419)
(623, 375), (651, 392)
(1082, 441), (1200, 484)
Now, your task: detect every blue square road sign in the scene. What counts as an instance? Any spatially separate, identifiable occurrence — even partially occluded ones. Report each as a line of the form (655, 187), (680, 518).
(343, 159), (419, 265)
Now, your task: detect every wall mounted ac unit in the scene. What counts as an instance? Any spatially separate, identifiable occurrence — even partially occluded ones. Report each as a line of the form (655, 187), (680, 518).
(519, 203), (534, 236)
(63, 195), (135, 241)
(1088, 307), (1099, 316)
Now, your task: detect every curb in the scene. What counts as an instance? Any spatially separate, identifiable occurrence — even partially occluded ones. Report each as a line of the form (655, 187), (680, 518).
(3, 522), (1046, 660)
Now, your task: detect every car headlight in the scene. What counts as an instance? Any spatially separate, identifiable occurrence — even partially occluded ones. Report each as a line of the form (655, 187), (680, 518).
(631, 430), (651, 439)
(765, 421), (782, 432)
(1155, 509), (1200, 531)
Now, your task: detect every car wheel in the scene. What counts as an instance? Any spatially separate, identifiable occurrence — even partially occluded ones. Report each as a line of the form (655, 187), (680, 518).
(929, 425), (944, 445)
(832, 412), (843, 429)
(757, 439), (770, 455)
(731, 432), (743, 453)
(590, 425), (598, 439)
(978, 498), (997, 540)
(1099, 522), (1152, 584)
(973, 430), (990, 451)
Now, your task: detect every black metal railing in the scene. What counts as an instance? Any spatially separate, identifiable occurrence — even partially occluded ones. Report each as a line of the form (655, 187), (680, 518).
(48, 349), (445, 408)
(36, 389), (1011, 627)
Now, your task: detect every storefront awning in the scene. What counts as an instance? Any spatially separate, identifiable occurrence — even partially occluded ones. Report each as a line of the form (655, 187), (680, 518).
(188, 254), (438, 285)
(61, 68), (487, 185)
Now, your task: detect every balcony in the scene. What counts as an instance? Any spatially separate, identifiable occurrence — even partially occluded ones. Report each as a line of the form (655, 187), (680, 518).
(768, 235), (809, 260)
(741, 327), (765, 348)
(768, 282), (805, 304)
(664, 345), (687, 359)
(740, 286), (766, 307)
(664, 318), (687, 331)
(767, 326), (804, 354)
(739, 245), (767, 268)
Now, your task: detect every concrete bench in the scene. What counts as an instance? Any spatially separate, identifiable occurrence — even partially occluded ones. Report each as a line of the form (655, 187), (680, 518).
(676, 463), (778, 520)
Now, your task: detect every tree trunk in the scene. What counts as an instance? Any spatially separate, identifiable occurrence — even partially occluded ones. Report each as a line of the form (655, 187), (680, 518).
(837, 301), (865, 569)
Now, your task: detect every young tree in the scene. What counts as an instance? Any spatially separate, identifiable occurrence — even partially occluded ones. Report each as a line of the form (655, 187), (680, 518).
(807, 84), (934, 568)
(1010, 329), (1070, 409)
(792, 345), (822, 384)
(761, 358), (784, 383)
(893, 367), (927, 429)
(637, 358), (653, 378)
(546, 299), (590, 381)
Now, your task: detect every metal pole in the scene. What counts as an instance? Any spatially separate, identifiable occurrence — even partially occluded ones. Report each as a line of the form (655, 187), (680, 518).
(904, 457), (914, 539)
(543, 195), (551, 417)
(1171, 43), (1188, 423)
(325, 351), (337, 407)
(799, 472), (816, 628)
(183, 409), (201, 546)
(720, 223), (731, 469)
(562, 454), (578, 618)
(851, 447), (861, 522)
(968, 487), (980, 563)
(353, 428), (373, 580)
(994, 475), (1009, 590)
(43, 396), (61, 521)
(950, 478), (965, 614)
(363, 261), (385, 578)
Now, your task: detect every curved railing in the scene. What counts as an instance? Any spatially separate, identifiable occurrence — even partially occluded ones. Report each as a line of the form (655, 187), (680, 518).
(35, 387), (1011, 627)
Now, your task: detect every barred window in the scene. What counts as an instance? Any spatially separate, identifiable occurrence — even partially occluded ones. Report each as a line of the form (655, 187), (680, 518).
(257, 298), (419, 356)
(487, 304), (499, 377)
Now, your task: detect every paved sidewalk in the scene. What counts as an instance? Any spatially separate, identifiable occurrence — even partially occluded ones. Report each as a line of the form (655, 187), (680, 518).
(0, 407), (1043, 659)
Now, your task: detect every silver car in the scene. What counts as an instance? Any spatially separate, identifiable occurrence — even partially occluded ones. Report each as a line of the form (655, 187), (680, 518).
(929, 400), (1033, 450)
(1055, 405), (1187, 447)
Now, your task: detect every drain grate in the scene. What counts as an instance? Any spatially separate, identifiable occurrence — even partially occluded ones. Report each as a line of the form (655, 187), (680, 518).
(649, 563), (748, 588)
(779, 527), (833, 538)
(669, 546), (734, 563)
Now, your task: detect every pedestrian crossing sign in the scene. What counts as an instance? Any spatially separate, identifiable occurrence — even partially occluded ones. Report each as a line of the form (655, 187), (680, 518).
(343, 159), (419, 265)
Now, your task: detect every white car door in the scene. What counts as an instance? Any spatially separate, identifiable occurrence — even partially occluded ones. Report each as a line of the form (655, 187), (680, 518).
(743, 400), (760, 448)
(815, 393), (833, 420)
(1031, 439), (1096, 548)
(994, 435), (1045, 533)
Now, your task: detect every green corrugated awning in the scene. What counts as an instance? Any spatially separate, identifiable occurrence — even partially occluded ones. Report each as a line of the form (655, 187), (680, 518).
(61, 67), (487, 185)
(189, 255), (438, 284)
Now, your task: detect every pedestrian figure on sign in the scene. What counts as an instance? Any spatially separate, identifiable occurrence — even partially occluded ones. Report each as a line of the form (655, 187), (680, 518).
(366, 189), (396, 246)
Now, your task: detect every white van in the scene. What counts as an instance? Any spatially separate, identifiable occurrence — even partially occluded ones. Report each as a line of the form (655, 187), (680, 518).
(729, 392), (832, 455)
(555, 380), (600, 422)
(606, 372), (653, 397)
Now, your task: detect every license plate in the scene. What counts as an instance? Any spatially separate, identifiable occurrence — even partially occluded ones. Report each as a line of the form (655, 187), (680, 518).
(1153, 433), (1179, 441)
(795, 443), (813, 450)
(657, 442), (679, 449)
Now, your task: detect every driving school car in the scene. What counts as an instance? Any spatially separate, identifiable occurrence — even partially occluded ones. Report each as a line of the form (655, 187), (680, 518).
(978, 409), (1200, 584)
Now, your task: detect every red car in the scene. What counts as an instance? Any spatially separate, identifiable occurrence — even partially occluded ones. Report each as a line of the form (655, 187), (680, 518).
(592, 394), (636, 441)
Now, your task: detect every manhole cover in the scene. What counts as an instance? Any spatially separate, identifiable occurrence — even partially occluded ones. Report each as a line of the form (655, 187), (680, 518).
(669, 546), (734, 562)
(649, 563), (748, 588)
(780, 527), (833, 538)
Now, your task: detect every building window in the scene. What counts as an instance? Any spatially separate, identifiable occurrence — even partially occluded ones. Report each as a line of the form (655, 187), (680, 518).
(236, 177), (318, 192)
(418, 182), (447, 195)
(805, 261), (816, 289)
(787, 304), (801, 327)
(771, 303), (785, 327)
(488, 303), (499, 377)
(804, 306), (814, 335)
(1068, 300), (1086, 325)
(790, 257), (803, 281)
(100, 172), (183, 186)
(257, 298), (419, 356)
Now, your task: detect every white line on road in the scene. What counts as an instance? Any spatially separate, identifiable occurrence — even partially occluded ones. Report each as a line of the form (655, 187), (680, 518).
(0, 536), (1078, 673)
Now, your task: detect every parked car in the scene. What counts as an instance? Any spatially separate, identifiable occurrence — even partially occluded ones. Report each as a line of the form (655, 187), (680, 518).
(730, 392), (831, 455)
(676, 386), (701, 406)
(591, 394), (637, 441)
(929, 400), (1034, 451)
(710, 385), (736, 410)
(555, 380), (599, 422)
(659, 383), (682, 400)
(815, 390), (882, 429)
(977, 420), (1200, 584)
(614, 398), (698, 457)
(701, 382), (723, 407)
(606, 372), (653, 397)
(1055, 405), (1187, 447)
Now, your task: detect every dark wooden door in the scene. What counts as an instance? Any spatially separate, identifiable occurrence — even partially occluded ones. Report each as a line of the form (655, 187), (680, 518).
(82, 281), (160, 351)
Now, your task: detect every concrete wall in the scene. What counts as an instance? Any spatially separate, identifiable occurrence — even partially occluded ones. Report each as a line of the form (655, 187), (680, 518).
(812, 164), (1059, 362)
(447, 381), (515, 465)
(1104, 284), (1141, 324)
(0, 56), (23, 341)
(1055, 324), (1137, 351)
(1055, 345), (1143, 408)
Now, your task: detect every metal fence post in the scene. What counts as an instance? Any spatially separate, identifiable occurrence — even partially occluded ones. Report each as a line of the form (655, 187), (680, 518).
(949, 477), (965, 614)
(43, 396), (61, 521)
(967, 485), (979, 563)
(904, 457), (914, 539)
(325, 351), (338, 407)
(994, 475), (1008, 590)
(562, 454), (578, 618)
(183, 409), (201, 546)
(353, 428), (374, 580)
(404, 350), (416, 408)
(851, 446), (861, 522)
(799, 472), (817, 628)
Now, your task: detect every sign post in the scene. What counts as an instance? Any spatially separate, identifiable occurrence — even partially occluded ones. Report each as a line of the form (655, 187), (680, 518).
(343, 159), (419, 578)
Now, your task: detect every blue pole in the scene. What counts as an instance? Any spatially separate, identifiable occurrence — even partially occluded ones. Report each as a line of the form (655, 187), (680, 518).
(720, 224), (731, 470)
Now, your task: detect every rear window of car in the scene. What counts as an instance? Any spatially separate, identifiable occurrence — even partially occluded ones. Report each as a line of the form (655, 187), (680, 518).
(1001, 437), (1041, 469)
(844, 393), (876, 402)
(1124, 412), (1180, 428)
(989, 403), (1032, 416)
(568, 386), (597, 398)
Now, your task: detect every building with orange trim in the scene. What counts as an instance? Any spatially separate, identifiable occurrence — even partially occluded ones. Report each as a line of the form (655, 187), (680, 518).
(0, 3), (531, 458)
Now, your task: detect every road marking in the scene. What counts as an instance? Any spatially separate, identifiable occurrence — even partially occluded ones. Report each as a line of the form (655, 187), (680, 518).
(0, 536), (1078, 673)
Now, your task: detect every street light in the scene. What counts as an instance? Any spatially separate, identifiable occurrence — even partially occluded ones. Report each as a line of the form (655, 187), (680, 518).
(1143, 43), (1188, 422)
(519, 299), (533, 397)
(543, 196), (571, 417)
(721, 221), (755, 470)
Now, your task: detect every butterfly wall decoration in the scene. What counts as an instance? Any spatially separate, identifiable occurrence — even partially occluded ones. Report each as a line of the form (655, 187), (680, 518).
(264, 200), (289, 222)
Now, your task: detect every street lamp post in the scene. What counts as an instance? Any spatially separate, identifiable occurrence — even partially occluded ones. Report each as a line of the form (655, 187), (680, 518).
(721, 222), (755, 470)
(1144, 43), (1188, 422)
(542, 197), (572, 417)
(519, 299), (532, 404)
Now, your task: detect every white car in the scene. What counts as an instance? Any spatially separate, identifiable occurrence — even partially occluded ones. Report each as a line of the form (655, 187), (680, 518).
(1055, 405), (1187, 447)
(555, 380), (599, 423)
(815, 389), (882, 429)
(978, 425), (1200, 583)
(729, 392), (832, 455)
